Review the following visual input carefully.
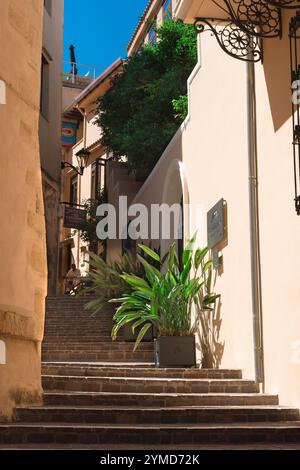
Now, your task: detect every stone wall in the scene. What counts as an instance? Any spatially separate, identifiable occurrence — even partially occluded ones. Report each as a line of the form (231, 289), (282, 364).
(0, 0), (47, 418)
(42, 174), (60, 294)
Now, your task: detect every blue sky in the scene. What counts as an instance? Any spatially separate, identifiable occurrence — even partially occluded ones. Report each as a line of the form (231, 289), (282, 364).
(63, 0), (149, 75)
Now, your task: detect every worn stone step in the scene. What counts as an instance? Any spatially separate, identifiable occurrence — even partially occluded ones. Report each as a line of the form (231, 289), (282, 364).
(41, 364), (242, 379)
(45, 323), (110, 335)
(42, 337), (113, 342)
(42, 351), (155, 362)
(43, 391), (279, 407)
(45, 322), (111, 325)
(2, 422), (300, 445)
(42, 343), (154, 352)
(45, 324), (112, 329)
(44, 332), (112, 335)
(15, 406), (300, 425)
(42, 375), (259, 394)
(42, 361), (155, 368)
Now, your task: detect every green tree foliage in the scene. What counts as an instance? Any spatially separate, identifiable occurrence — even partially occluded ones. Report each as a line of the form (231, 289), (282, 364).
(95, 20), (197, 171)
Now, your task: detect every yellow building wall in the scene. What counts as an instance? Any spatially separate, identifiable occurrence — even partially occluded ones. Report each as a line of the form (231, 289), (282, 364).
(0, 0), (47, 418)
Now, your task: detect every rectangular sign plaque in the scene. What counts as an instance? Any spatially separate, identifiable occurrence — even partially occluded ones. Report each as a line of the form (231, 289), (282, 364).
(207, 199), (225, 249)
(64, 207), (87, 229)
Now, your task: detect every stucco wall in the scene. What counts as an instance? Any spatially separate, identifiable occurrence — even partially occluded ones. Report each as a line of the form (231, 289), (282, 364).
(0, 0), (47, 418)
(134, 32), (254, 379)
(254, 10), (300, 406)
(134, 11), (300, 406)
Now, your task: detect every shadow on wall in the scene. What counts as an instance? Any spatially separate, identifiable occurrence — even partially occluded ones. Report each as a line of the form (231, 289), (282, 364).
(195, 200), (228, 368)
(263, 11), (294, 132)
(196, 300), (225, 369)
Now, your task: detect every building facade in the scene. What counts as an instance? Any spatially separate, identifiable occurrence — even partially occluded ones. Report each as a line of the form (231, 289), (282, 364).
(127, 0), (174, 56)
(59, 59), (136, 289)
(40, 0), (64, 294)
(0, 0), (47, 418)
(129, 0), (300, 407)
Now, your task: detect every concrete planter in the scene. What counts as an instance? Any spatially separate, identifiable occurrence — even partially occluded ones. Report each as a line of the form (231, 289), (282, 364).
(155, 336), (196, 368)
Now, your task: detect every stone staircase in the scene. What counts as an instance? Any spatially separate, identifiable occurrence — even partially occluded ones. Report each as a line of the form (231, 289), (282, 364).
(41, 296), (154, 363)
(1, 296), (300, 448)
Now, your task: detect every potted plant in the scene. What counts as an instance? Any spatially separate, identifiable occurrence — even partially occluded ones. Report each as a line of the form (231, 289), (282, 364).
(110, 237), (220, 368)
(83, 248), (162, 342)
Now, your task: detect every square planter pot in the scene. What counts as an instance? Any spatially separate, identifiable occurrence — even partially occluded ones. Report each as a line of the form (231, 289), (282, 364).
(155, 336), (196, 368)
(122, 323), (154, 342)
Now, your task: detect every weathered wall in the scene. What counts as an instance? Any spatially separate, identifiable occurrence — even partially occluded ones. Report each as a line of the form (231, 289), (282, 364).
(0, 0), (47, 419)
(40, 0), (64, 294)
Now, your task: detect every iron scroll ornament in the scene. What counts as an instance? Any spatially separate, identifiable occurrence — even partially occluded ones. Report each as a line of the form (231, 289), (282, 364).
(289, 10), (300, 214)
(208, 1), (282, 38)
(230, 0), (282, 38)
(194, 18), (263, 63)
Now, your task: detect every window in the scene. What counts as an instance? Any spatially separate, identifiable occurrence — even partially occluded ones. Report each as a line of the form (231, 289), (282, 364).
(44, 0), (52, 16)
(148, 26), (157, 45)
(91, 160), (103, 199)
(40, 54), (50, 120)
(70, 176), (78, 206)
(162, 0), (172, 21)
(91, 164), (96, 200)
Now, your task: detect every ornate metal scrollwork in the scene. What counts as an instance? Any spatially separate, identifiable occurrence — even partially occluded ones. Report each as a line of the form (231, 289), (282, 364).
(231, 0), (282, 38)
(267, 1), (300, 9)
(289, 10), (300, 214)
(195, 18), (263, 62)
(194, 1), (283, 63)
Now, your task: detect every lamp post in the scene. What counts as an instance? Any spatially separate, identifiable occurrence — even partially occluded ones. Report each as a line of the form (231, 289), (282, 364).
(61, 149), (91, 176)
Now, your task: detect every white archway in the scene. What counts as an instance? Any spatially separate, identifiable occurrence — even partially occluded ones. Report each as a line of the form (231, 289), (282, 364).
(160, 159), (190, 257)
(0, 340), (6, 365)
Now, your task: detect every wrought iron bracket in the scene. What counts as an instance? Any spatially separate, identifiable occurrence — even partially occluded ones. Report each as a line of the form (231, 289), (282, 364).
(289, 10), (300, 214)
(194, 17), (263, 63)
(194, 1), (283, 63)
(61, 161), (84, 176)
(206, 1), (282, 38)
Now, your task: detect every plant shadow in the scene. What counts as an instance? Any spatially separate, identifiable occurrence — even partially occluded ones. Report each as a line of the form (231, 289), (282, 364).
(196, 300), (225, 369)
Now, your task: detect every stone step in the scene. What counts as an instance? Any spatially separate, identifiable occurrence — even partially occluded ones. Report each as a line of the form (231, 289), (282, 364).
(41, 364), (242, 379)
(45, 318), (109, 322)
(44, 331), (112, 336)
(2, 422), (300, 445)
(42, 375), (259, 394)
(44, 330), (112, 334)
(15, 406), (300, 425)
(43, 391), (279, 407)
(42, 351), (155, 362)
(42, 337), (113, 342)
(45, 321), (112, 325)
(44, 323), (112, 328)
(42, 343), (154, 352)
(42, 361), (155, 368)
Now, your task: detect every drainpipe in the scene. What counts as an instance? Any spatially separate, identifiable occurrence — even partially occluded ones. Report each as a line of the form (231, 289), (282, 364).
(246, 60), (265, 390)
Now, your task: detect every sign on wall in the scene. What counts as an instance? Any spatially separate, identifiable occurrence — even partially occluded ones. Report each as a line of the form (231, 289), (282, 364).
(61, 121), (77, 147)
(207, 199), (225, 249)
(64, 207), (87, 229)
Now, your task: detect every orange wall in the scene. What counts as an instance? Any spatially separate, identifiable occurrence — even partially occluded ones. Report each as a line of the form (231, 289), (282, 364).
(0, 0), (47, 418)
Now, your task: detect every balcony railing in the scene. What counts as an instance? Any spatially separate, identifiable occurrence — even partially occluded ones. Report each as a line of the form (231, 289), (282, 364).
(63, 61), (104, 88)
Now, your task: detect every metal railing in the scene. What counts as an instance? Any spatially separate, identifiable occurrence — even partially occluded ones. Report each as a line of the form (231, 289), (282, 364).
(63, 61), (104, 86)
